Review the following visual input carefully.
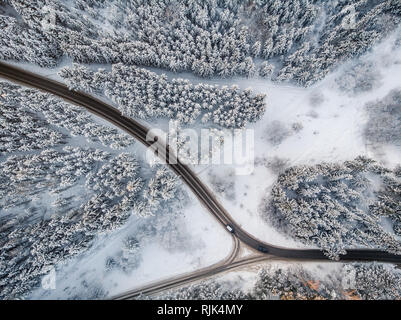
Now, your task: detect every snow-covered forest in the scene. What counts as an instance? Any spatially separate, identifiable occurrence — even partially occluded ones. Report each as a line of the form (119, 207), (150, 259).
(262, 157), (401, 259)
(155, 262), (401, 300)
(0, 82), (195, 299)
(1, 0), (401, 300)
(1, 1), (401, 85)
(59, 63), (266, 128)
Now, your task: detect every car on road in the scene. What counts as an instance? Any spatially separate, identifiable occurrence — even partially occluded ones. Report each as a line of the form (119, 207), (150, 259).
(226, 225), (235, 233)
(257, 245), (269, 253)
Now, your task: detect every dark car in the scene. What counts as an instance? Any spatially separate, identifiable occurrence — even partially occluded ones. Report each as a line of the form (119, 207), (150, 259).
(257, 245), (269, 253)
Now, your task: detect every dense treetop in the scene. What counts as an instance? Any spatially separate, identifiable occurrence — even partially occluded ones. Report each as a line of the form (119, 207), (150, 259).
(1, 0), (400, 85)
(263, 157), (401, 259)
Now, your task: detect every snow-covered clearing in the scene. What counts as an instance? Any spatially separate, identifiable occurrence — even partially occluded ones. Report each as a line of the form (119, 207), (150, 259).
(195, 31), (401, 247)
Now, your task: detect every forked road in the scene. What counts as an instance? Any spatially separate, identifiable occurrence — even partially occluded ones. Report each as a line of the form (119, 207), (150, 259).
(1, 62), (401, 298)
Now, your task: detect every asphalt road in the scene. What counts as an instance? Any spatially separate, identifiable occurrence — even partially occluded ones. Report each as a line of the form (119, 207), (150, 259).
(1, 61), (401, 299)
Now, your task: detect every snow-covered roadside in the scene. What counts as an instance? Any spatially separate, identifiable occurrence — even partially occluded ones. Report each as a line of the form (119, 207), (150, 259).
(28, 181), (232, 299)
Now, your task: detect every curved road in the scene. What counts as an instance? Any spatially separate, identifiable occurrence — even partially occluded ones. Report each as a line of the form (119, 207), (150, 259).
(1, 62), (401, 298)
